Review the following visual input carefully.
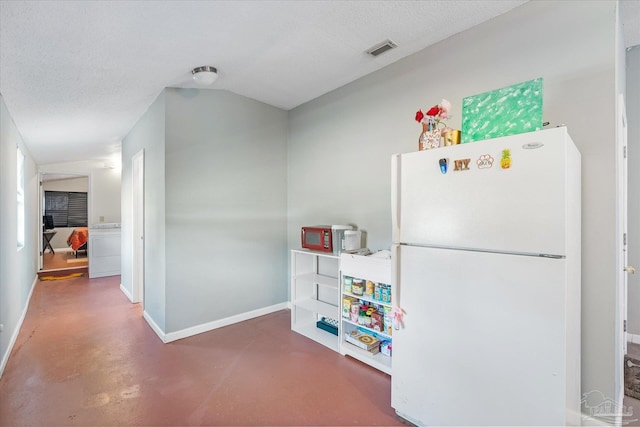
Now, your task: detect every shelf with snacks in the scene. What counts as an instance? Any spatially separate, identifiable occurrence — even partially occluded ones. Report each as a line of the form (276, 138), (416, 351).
(291, 249), (341, 352)
(342, 318), (392, 340)
(339, 252), (393, 375)
(342, 290), (393, 309)
(341, 321), (392, 374)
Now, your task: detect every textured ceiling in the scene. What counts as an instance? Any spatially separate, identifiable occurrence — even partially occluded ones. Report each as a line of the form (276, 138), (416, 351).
(0, 1), (637, 165)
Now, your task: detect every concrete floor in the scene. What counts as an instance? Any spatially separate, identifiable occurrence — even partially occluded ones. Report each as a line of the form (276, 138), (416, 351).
(0, 274), (403, 426)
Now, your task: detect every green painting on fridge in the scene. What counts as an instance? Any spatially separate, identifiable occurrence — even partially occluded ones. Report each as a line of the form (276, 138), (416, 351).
(461, 78), (543, 143)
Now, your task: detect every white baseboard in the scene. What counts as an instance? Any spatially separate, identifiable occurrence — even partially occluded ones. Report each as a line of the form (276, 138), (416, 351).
(287, 301), (292, 309)
(164, 302), (289, 343)
(0, 275), (38, 378)
(143, 311), (167, 343)
(628, 333), (640, 344)
(119, 283), (133, 303)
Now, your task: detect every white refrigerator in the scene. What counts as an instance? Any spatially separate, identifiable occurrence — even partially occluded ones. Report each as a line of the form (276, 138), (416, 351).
(390, 127), (581, 426)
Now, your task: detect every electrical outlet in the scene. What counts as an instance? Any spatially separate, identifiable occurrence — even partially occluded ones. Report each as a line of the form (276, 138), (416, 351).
(99, 216), (104, 222)
(0, 324), (4, 332)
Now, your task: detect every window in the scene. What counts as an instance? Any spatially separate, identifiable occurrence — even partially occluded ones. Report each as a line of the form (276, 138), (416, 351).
(44, 191), (88, 227)
(17, 147), (25, 250)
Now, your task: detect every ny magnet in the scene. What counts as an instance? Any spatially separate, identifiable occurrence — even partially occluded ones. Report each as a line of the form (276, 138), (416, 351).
(453, 158), (471, 171)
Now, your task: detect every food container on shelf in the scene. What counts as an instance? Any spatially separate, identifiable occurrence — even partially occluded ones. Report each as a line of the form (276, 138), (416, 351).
(343, 276), (353, 293)
(352, 279), (364, 296)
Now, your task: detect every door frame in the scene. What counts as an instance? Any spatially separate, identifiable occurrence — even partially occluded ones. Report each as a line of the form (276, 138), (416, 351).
(38, 171), (91, 272)
(131, 149), (144, 304)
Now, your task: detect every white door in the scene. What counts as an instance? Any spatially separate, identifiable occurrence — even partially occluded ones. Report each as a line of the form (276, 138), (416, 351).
(132, 150), (144, 304)
(617, 94), (635, 411)
(391, 244), (578, 426)
(619, 94), (629, 356)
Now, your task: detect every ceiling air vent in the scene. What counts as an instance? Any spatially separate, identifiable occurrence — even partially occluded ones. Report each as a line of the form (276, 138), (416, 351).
(366, 39), (397, 57)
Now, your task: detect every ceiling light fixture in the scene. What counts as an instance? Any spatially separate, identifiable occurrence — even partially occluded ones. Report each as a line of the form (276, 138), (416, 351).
(192, 66), (218, 86)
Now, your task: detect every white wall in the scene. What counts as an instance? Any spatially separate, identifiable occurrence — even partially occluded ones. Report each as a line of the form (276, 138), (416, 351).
(43, 176), (88, 192)
(287, 0), (617, 408)
(44, 227), (74, 251)
(91, 168), (122, 225)
(626, 45), (640, 334)
(121, 91), (166, 331)
(163, 88), (288, 333)
(0, 95), (39, 377)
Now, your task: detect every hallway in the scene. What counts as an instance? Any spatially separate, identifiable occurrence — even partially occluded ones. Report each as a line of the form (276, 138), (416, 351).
(0, 275), (402, 426)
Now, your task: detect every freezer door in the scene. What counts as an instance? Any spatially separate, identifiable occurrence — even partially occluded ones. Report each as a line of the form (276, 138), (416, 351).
(391, 245), (579, 426)
(393, 128), (579, 256)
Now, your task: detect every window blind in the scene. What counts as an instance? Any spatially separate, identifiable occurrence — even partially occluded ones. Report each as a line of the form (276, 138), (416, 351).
(67, 192), (87, 226)
(44, 191), (87, 227)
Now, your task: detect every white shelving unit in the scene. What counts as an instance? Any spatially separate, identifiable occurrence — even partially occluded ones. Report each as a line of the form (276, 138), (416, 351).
(290, 249), (340, 351)
(340, 253), (393, 375)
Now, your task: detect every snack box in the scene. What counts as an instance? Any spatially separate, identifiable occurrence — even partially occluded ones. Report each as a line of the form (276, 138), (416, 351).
(342, 296), (358, 318)
(371, 311), (384, 332)
(381, 340), (392, 357)
(345, 330), (380, 351)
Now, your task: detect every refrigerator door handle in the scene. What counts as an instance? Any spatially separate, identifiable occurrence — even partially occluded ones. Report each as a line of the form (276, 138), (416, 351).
(392, 243), (400, 306)
(391, 154), (401, 243)
(390, 243), (406, 330)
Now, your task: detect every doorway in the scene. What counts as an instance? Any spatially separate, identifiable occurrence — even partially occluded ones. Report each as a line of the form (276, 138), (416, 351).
(39, 173), (90, 272)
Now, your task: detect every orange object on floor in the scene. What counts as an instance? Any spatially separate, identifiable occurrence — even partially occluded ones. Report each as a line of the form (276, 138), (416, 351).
(39, 272), (84, 281)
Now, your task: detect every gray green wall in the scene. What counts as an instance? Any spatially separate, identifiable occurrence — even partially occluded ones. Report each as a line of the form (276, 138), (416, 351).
(0, 95), (39, 376)
(121, 92), (167, 330)
(164, 88), (287, 332)
(121, 89), (288, 335)
(287, 0), (617, 406)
